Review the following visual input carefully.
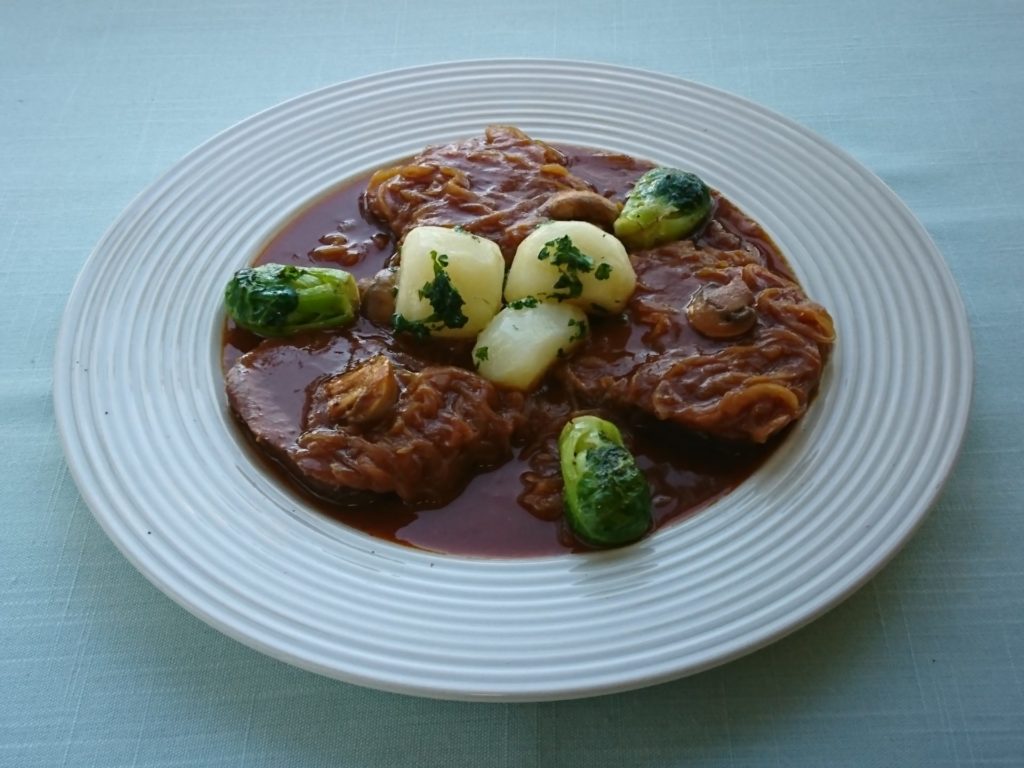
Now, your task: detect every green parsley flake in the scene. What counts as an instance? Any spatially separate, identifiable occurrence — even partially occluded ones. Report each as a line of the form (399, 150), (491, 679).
(392, 312), (429, 338)
(417, 250), (469, 330)
(567, 317), (588, 342)
(537, 236), (593, 300)
(508, 296), (540, 310)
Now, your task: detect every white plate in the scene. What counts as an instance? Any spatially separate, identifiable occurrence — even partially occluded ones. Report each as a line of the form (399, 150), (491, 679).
(54, 60), (973, 701)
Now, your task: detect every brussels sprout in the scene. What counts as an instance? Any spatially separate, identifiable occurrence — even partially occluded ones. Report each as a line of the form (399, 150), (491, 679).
(224, 263), (359, 337)
(613, 167), (712, 250)
(558, 415), (652, 547)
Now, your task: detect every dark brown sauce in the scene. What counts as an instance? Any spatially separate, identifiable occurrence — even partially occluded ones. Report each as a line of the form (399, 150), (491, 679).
(223, 144), (787, 557)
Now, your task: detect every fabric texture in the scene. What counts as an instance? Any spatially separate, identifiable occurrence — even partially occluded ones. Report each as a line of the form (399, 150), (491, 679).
(2, 0), (1022, 765)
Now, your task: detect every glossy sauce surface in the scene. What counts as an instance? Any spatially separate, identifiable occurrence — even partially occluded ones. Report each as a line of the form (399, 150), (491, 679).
(224, 146), (785, 556)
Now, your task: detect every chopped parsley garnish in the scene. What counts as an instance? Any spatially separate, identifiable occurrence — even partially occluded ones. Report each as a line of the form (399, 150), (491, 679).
(567, 317), (588, 342)
(508, 296), (540, 310)
(594, 263), (613, 280)
(474, 346), (489, 363)
(417, 250), (468, 330)
(392, 312), (429, 338)
(537, 236), (594, 300)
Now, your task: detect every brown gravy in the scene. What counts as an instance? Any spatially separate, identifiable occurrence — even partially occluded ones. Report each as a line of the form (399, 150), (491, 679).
(223, 145), (788, 556)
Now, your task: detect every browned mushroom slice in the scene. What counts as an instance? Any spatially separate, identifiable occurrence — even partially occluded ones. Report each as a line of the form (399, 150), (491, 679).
(539, 190), (622, 230)
(320, 355), (400, 426)
(359, 268), (398, 326)
(686, 278), (757, 338)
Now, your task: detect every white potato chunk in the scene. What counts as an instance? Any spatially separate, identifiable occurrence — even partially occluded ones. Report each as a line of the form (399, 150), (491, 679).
(473, 300), (588, 390)
(394, 226), (504, 338)
(505, 220), (636, 313)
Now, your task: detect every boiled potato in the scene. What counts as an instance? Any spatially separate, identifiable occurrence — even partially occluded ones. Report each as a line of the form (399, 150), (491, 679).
(505, 221), (636, 313)
(394, 226), (504, 338)
(473, 300), (588, 390)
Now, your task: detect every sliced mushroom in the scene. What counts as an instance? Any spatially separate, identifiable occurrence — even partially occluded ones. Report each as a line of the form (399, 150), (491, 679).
(359, 267), (398, 326)
(322, 355), (400, 426)
(539, 190), (622, 230)
(686, 278), (757, 339)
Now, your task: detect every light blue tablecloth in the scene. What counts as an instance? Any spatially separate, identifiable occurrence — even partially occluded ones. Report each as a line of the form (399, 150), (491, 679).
(3, 1), (1022, 765)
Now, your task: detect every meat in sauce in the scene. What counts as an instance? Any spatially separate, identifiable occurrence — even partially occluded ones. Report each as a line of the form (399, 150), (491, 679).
(223, 127), (834, 556)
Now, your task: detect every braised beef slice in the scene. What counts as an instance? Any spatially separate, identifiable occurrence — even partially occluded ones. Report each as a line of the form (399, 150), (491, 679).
(365, 125), (597, 261)
(296, 363), (525, 504)
(561, 240), (835, 443)
(226, 328), (526, 506)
